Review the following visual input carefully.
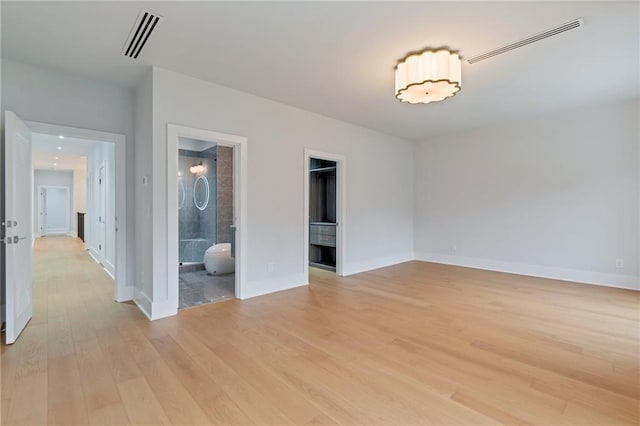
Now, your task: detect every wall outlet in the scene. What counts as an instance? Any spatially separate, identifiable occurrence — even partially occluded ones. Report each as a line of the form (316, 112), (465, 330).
(267, 262), (275, 273)
(615, 259), (624, 268)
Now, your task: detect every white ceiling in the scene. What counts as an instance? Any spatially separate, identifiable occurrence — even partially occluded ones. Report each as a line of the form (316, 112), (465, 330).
(3, 1), (638, 140)
(32, 133), (93, 172)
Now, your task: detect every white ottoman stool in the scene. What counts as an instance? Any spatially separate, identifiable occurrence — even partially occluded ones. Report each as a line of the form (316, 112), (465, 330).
(204, 243), (235, 275)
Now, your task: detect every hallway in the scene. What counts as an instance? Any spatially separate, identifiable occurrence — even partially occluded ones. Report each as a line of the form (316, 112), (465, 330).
(1, 236), (143, 424)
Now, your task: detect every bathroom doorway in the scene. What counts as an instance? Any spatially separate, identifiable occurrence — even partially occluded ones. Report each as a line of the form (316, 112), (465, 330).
(176, 137), (235, 309)
(303, 149), (346, 278)
(167, 124), (247, 312)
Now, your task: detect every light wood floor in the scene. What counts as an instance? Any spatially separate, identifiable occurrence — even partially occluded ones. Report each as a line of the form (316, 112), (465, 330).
(2, 236), (638, 425)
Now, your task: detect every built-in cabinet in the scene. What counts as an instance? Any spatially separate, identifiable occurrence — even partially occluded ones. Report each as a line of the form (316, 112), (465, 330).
(309, 158), (337, 271)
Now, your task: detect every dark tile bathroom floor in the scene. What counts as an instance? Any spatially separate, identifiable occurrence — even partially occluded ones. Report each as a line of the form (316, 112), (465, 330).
(179, 271), (235, 309)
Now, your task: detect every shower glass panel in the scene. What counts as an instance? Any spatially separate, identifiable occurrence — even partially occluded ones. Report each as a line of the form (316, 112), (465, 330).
(178, 148), (217, 264)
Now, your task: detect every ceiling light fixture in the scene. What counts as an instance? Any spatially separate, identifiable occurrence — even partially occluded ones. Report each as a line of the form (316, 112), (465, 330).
(57, 146), (62, 150)
(395, 48), (462, 104)
(58, 135), (64, 139)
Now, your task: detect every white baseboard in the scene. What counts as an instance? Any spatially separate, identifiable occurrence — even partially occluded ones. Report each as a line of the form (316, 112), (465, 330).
(134, 290), (177, 320)
(240, 273), (308, 300)
(343, 252), (415, 276)
(45, 229), (68, 235)
(88, 250), (101, 265)
(103, 267), (115, 280)
(133, 290), (153, 320)
(104, 259), (115, 277)
(415, 252), (639, 291)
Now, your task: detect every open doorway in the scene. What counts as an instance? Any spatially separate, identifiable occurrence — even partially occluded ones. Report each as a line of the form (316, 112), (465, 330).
(28, 121), (128, 301)
(167, 124), (248, 310)
(176, 138), (235, 309)
(32, 132), (116, 277)
(37, 186), (70, 236)
(304, 149), (346, 279)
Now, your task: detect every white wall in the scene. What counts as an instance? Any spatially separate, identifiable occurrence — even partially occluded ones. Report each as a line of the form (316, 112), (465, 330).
(414, 99), (639, 290)
(1, 59), (135, 289)
(138, 67), (414, 318)
(33, 170), (73, 237)
(133, 69), (154, 313)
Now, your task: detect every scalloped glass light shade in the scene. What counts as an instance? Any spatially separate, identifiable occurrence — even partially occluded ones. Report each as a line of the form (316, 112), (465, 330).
(395, 50), (462, 104)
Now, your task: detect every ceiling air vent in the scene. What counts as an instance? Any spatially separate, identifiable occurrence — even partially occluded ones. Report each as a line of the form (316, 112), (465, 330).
(466, 18), (584, 64)
(122, 10), (163, 59)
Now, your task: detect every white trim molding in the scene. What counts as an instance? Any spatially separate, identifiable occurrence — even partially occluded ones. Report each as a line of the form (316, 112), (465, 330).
(343, 252), (415, 277)
(167, 124), (248, 315)
(242, 273), (308, 300)
(415, 252), (640, 291)
(26, 120), (131, 302)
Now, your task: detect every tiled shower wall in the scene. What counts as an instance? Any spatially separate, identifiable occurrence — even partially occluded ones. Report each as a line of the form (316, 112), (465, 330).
(216, 146), (234, 244)
(178, 148), (216, 263)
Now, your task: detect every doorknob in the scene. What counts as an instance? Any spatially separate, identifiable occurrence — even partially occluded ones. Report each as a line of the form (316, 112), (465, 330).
(13, 236), (26, 243)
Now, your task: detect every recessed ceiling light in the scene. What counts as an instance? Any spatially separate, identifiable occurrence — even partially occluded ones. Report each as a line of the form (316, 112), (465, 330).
(55, 157), (59, 160)
(58, 135), (64, 139)
(53, 163), (57, 166)
(57, 146), (62, 150)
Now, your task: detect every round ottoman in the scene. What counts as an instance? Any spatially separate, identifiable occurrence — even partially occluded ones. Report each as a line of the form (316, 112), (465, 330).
(204, 243), (235, 275)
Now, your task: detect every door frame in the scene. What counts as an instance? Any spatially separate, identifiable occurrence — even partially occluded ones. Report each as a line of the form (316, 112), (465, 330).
(26, 120), (130, 302)
(303, 149), (347, 277)
(167, 124), (248, 304)
(37, 185), (71, 236)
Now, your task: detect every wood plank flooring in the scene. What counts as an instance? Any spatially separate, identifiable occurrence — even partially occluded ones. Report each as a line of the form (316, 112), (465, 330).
(2, 236), (638, 425)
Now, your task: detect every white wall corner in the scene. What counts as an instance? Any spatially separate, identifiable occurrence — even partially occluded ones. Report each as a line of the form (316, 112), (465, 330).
(115, 285), (135, 303)
(343, 252), (415, 277)
(104, 259), (116, 278)
(150, 299), (178, 320)
(240, 273), (308, 300)
(415, 252), (640, 291)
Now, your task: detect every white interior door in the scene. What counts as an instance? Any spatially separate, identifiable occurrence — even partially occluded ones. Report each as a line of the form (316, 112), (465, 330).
(97, 164), (106, 262)
(4, 111), (33, 344)
(44, 187), (68, 234)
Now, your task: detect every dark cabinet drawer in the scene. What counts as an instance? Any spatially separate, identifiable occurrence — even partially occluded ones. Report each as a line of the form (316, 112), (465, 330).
(310, 224), (336, 236)
(310, 233), (336, 247)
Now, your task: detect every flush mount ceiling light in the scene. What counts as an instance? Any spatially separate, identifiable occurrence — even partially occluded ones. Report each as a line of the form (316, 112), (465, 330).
(395, 48), (462, 104)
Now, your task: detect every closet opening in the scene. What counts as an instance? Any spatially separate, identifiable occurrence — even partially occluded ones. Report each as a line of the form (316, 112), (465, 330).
(303, 149), (346, 279)
(309, 158), (337, 271)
